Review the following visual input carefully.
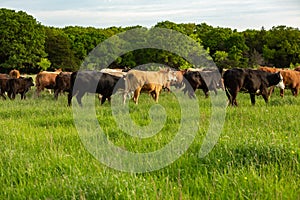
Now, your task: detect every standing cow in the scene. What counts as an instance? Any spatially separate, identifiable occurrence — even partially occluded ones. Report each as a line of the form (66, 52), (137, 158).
(0, 78), (9, 99)
(6, 77), (34, 100)
(183, 69), (223, 98)
(123, 68), (177, 104)
(68, 70), (124, 106)
(223, 68), (284, 106)
(35, 69), (62, 97)
(258, 66), (300, 97)
(54, 72), (72, 100)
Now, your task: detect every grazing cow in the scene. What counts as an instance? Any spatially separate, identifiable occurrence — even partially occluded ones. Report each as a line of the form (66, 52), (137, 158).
(35, 69), (62, 97)
(163, 70), (186, 92)
(123, 68), (177, 104)
(183, 69), (223, 98)
(9, 69), (20, 78)
(54, 72), (72, 100)
(68, 70), (124, 106)
(0, 78), (9, 99)
(6, 77), (34, 100)
(223, 68), (284, 106)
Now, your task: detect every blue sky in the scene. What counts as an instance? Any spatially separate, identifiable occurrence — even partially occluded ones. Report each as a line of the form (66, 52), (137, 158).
(1, 0), (299, 30)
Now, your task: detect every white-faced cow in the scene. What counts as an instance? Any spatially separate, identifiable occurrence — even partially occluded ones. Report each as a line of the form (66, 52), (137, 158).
(123, 68), (177, 104)
(223, 68), (285, 106)
(68, 70), (124, 106)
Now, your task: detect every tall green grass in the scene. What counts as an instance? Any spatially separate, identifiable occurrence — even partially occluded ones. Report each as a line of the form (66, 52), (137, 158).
(0, 88), (299, 199)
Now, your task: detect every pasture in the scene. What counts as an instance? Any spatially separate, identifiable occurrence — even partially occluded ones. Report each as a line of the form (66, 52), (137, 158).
(0, 88), (299, 199)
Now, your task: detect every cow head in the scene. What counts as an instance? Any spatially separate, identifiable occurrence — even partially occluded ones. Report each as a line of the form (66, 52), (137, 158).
(276, 72), (285, 90)
(26, 77), (34, 88)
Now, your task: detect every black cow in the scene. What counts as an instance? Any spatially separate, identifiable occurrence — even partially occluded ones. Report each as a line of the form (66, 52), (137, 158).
(68, 70), (124, 106)
(54, 72), (72, 100)
(223, 68), (285, 106)
(183, 69), (223, 98)
(0, 78), (9, 99)
(6, 77), (34, 100)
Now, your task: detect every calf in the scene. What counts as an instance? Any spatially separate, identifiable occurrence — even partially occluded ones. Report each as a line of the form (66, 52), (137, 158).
(223, 68), (284, 106)
(6, 77), (34, 100)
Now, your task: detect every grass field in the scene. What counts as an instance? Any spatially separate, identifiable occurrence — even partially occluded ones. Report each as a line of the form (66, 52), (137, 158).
(0, 87), (299, 199)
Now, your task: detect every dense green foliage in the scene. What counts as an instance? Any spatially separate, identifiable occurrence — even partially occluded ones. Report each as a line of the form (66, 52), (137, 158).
(0, 89), (299, 199)
(0, 8), (46, 73)
(0, 8), (300, 72)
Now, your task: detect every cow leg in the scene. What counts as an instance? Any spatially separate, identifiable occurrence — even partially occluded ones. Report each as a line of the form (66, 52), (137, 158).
(133, 88), (141, 104)
(67, 92), (73, 106)
(54, 89), (59, 100)
(75, 91), (86, 107)
(11, 92), (16, 100)
(100, 95), (107, 105)
(0, 92), (6, 100)
(261, 89), (269, 104)
(202, 88), (209, 98)
(250, 93), (256, 105)
(154, 88), (160, 103)
(226, 88), (238, 106)
(268, 85), (275, 97)
(280, 89), (284, 97)
(293, 87), (299, 97)
(213, 88), (218, 95)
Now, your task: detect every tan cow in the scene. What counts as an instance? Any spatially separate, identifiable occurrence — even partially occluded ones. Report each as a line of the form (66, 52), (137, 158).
(123, 68), (177, 104)
(35, 69), (62, 97)
(9, 69), (20, 78)
(100, 68), (127, 77)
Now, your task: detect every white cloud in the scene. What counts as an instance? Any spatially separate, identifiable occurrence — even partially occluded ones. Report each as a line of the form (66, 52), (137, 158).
(0, 0), (299, 30)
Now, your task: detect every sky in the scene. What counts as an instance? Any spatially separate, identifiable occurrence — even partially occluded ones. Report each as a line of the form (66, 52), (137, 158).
(1, 0), (300, 31)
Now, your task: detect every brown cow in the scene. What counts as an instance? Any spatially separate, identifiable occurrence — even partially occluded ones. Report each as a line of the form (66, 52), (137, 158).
(35, 69), (62, 97)
(279, 70), (300, 97)
(123, 68), (177, 104)
(9, 69), (20, 78)
(0, 73), (9, 79)
(54, 72), (72, 100)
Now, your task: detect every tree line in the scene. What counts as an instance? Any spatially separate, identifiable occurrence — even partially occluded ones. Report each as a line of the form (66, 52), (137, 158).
(1, 8), (300, 74)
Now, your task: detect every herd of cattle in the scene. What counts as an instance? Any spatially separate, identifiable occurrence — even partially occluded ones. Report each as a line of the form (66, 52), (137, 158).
(1, 65), (300, 106)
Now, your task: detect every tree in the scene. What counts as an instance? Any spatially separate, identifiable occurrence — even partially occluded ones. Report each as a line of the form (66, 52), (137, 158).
(0, 8), (46, 73)
(44, 27), (80, 71)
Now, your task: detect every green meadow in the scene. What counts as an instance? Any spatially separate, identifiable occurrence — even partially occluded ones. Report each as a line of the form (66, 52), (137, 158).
(0, 88), (299, 199)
